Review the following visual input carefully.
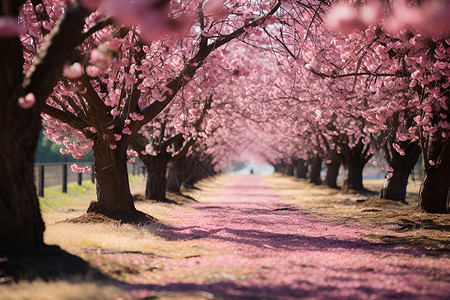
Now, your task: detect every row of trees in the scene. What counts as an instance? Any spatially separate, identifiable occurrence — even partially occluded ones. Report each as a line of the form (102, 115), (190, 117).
(1, 0), (449, 256)
(200, 0), (449, 213)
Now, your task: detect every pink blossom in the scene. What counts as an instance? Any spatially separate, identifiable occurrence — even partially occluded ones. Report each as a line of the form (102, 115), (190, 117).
(392, 143), (405, 155)
(325, 3), (365, 33)
(63, 63), (83, 79)
(386, 172), (393, 179)
(86, 65), (101, 77)
(127, 150), (138, 156)
(35, 4), (45, 14)
(59, 148), (70, 155)
(0, 17), (22, 37)
(111, 109), (120, 117)
(110, 144), (117, 150)
(105, 0), (185, 43)
(79, 0), (101, 11)
(18, 93), (36, 109)
(360, 1), (384, 26)
(71, 163), (91, 173)
(122, 127), (132, 135)
(42, 20), (54, 31)
(203, 0), (229, 21)
(429, 160), (436, 166)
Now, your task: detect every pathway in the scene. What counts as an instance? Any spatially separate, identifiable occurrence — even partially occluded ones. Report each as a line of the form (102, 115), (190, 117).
(122, 175), (449, 299)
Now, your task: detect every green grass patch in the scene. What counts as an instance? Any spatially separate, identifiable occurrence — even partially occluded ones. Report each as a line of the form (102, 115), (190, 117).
(38, 175), (145, 212)
(39, 182), (96, 212)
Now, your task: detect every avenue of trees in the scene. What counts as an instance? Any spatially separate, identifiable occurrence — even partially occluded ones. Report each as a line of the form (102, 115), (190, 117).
(1, 0), (449, 263)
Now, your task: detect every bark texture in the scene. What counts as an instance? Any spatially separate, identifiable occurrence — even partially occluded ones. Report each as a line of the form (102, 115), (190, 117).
(340, 139), (373, 192)
(309, 155), (323, 185)
(0, 2), (88, 248)
(324, 151), (341, 189)
(0, 36), (44, 248)
(167, 159), (183, 193)
(145, 152), (170, 202)
(87, 138), (137, 215)
(380, 139), (421, 202)
(419, 134), (450, 213)
(293, 159), (308, 179)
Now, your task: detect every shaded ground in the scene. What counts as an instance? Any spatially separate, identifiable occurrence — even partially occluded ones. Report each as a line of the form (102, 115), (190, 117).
(1, 174), (449, 299)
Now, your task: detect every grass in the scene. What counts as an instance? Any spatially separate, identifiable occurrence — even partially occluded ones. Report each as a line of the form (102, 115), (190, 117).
(38, 182), (96, 212)
(38, 175), (147, 212)
(0, 280), (126, 300)
(39, 174), (207, 258)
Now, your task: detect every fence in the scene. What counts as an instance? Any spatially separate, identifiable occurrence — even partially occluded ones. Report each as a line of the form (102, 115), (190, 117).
(34, 161), (145, 197)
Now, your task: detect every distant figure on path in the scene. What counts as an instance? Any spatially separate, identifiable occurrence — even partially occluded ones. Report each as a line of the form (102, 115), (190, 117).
(250, 168), (254, 174)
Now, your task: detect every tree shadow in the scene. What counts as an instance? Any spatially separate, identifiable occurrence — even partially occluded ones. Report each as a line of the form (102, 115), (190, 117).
(152, 202), (445, 257)
(0, 245), (111, 283)
(125, 277), (427, 300)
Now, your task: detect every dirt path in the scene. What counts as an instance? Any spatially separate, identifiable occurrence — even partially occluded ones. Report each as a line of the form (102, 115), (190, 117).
(103, 175), (449, 299)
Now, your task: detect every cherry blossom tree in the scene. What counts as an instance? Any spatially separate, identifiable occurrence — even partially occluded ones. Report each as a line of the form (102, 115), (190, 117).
(324, 0), (450, 211)
(0, 0), (91, 249)
(40, 0), (282, 219)
(130, 95), (212, 202)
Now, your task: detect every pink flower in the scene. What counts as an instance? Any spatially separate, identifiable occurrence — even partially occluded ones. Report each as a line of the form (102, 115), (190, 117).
(86, 65), (101, 77)
(59, 148), (70, 155)
(429, 160), (435, 166)
(122, 127), (132, 135)
(79, 0), (101, 11)
(360, 1), (384, 26)
(110, 144), (117, 150)
(0, 17), (22, 37)
(392, 143), (405, 156)
(18, 93), (36, 109)
(386, 172), (393, 179)
(63, 62), (83, 79)
(35, 4), (45, 14)
(203, 0), (229, 21)
(325, 3), (365, 33)
(71, 163), (92, 173)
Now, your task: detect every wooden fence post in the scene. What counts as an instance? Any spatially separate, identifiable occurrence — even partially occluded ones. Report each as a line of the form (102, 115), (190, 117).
(62, 164), (67, 193)
(78, 172), (82, 185)
(38, 165), (44, 197)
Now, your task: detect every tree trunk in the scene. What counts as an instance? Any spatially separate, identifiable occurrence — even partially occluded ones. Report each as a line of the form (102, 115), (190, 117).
(0, 36), (45, 249)
(380, 140), (421, 202)
(284, 163), (294, 176)
(418, 134), (450, 213)
(309, 156), (323, 185)
(0, 100), (44, 249)
(145, 153), (169, 202)
(87, 138), (137, 216)
(294, 159), (308, 179)
(166, 159), (182, 193)
(342, 159), (365, 191)
(324, 151), (341, 189)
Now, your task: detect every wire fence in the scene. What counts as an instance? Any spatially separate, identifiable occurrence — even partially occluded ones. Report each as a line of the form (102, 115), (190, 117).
(34, 161), (145, 197)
